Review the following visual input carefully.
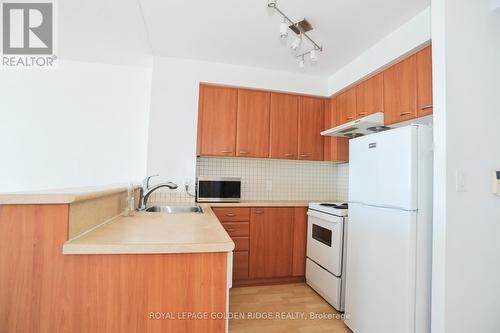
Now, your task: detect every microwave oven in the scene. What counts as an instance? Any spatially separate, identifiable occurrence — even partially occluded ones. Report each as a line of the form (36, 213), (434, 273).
(196, 177), (241, 202)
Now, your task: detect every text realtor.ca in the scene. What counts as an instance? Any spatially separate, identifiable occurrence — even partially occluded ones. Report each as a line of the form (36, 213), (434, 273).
(1, 1), (57, 68)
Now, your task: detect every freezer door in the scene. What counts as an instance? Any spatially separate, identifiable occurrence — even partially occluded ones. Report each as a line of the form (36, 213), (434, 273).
(344, 203), (419, 333)
(349, 126), (418, 210)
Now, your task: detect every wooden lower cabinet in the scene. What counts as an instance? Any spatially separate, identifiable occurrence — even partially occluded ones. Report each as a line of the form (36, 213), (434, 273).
(233, 251), (249, 280)
(0, 204), (228, 333)
(292, 207), (308, 276)
(218, 206), (308, 287)
(249, 208), (294, 279)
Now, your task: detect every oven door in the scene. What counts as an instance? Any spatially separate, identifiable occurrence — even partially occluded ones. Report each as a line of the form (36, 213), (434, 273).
(306, 209), (344, 276)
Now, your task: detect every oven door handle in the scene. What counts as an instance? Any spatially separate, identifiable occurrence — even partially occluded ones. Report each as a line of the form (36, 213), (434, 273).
(307, 210), (342, 224)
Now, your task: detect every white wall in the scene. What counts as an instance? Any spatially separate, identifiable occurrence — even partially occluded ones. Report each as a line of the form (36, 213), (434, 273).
(146, 56), (326, 187)
(432, 0), (500, 332)
(0, 60), (152, 192)
(327, 7), (431, 96)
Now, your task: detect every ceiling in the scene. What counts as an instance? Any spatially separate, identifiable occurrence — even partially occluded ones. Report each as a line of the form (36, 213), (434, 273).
(139, 0), (430, 77)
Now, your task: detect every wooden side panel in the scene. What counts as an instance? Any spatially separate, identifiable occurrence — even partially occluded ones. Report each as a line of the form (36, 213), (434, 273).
(236, 89), (270, 158)
(298, 96), (324, 161)
(0, 205), (227, 333)
(292, 207), (308, 277)
(249, 208), (294, 279)
(337, 88), (357, 124)
(269, 93), (299, 160)
(198, 84), (238, 156)
(417, 45), (433, 117)
(356, 72), (384, 118)
(383, 55), (418, 125)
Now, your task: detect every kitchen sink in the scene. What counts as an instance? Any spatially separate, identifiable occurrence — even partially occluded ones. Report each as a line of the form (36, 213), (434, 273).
(143, 205), (204, 214)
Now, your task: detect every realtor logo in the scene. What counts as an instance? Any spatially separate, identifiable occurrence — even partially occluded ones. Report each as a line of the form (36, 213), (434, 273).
(1, 1), (57, 68)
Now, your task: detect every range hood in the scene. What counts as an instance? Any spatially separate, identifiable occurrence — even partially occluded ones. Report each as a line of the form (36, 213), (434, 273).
(321, 112), (389, 139)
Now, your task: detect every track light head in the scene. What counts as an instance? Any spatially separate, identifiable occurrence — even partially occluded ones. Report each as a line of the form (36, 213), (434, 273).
(291, 35), (302, 51)
(280, 21), (288, 39)
(299, 56), (305, 69)
(310, 49), (318, 63)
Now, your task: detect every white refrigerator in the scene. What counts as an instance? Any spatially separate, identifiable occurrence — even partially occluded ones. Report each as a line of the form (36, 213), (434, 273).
(344, 125), (433, 333)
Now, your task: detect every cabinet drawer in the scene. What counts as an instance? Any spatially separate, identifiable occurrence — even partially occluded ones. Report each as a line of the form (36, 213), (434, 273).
(233, 251), (249, 280)
(232, 237), (249, 251)
(213, 208), (250, 222)
(222, 222), (249, 237)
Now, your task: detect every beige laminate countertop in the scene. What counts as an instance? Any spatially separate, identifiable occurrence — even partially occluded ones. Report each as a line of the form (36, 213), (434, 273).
(0, 184), (138, 205)
(63, 205), (235, 255)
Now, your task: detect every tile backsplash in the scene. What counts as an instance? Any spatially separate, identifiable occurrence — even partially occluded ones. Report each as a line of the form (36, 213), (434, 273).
(196, 157), (349, 202)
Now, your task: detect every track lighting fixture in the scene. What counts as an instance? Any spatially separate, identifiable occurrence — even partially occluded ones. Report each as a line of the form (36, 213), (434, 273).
(266, 0), (323, 70)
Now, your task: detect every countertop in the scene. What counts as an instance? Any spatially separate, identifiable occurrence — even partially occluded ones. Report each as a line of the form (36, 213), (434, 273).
(63, 205), (235, 255)
(0, 184), (138, 205)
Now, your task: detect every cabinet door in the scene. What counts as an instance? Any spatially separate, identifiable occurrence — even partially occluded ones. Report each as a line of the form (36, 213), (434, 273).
(417, 45), (433, 117)
(236, 89), (270, 158)
(298, 96), (324, 161)
(269, 93), (299, 160)
(383, 55), (417, 125)
(356, 72), (384, 118)
(197, 85), (237, 156)
(249, 208), (294, 279)
(292, 207), (308, 276)
(337, 88), (357, 124)
(233, 251), (249, 280)
(324, 98), (349, 162)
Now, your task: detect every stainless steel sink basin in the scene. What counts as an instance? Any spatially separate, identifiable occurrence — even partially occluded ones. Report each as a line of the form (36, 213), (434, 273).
(143, 205), (204, 214)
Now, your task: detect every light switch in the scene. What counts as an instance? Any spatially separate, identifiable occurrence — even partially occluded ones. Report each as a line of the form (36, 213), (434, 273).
(455, 170), (467, 192)
(492, 171), (500, 195)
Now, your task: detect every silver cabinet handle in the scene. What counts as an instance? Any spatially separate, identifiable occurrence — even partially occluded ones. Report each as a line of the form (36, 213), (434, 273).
(221, 150), (233, 154)
(255, 210), (264, 214)
(238, 150), (250, 155)
(357, 112), (367, 116)
(284, 153), (295, 157)
(299, 154), (310, 157)
(421, 105), (433, 110)
(225, 213), (236, 217)
(346, 116), (354, 120)
(225, 228), (236, 232)
(399, 112), (412, 116)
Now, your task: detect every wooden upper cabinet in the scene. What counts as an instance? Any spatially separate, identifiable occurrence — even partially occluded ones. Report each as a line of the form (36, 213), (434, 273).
(249, 208), (294, 279)
(383, 55), (418, 125)
(197, 85), (238, 156)
(337, 88), (357, 124)
(356, 72), (384, 118)
(324, 98), (349, 162)
(416, 45), (433, 117)
(236, 89), (270, 158)
(269, 93), (299, 160)
(298, 96), (324, 161)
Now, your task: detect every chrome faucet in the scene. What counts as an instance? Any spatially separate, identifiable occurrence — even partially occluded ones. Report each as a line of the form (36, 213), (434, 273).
(139, 175), (178, 209)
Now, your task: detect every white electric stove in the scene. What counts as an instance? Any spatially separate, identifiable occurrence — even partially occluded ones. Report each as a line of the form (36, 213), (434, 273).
(306, 202), (348, 312)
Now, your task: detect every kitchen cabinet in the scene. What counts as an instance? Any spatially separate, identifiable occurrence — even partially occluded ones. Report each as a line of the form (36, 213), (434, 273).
(298, 96), (325, 161)
(356, 72), (384, 118)
(233, 251), (249, 280)
(249, 208), (294, 279)
(337, 87), (357, 124)
(269, 93), (299, 160)
(383, 55), (418, 125)
(236, 89), (270, 158)
(324, 98), (349, 162)
(292, 207), (308, 276)
(197, 84), (238, 156)
(417, 45), (433, 117)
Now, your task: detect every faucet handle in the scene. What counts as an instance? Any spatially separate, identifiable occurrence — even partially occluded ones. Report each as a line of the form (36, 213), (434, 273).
(144, 174), (159, 189)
